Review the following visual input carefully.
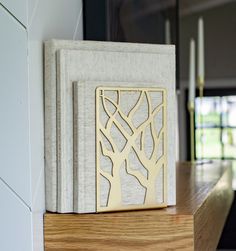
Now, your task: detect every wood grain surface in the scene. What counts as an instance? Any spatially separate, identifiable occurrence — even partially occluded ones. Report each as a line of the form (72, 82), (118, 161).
(44, 161), (234, 251)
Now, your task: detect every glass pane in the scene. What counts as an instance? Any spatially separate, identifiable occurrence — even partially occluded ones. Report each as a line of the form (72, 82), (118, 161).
(233, 161), (236, 190)
(195, 97), (221, 128)
(221, 97), (228, 127)
(223, 128), (236, 158)
(107, 0), (178, 45)
(222, 96), (236, 127)
(195, 128), (222, 159)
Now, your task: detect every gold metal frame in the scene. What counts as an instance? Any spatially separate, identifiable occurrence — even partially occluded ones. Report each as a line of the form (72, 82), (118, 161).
(96, 87), (167, 212)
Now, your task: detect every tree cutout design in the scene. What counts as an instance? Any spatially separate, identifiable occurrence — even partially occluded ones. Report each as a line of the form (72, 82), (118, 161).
(96, 87), (167, 212)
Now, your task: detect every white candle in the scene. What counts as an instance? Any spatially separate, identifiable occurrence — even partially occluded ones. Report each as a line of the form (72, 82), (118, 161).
(189, 39), (196, 105)
(198, 17), (205, 85)
(165, 19), (171, 44)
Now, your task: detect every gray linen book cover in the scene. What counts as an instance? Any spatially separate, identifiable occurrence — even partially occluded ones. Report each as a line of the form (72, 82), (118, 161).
(44, 40), (176, 213)
(73, 82), (166, 213)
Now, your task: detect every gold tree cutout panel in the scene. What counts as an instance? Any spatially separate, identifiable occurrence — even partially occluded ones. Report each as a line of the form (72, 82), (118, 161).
(96, 87), (167, 212)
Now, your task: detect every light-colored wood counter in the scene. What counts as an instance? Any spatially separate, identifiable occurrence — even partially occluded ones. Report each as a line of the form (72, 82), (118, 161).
(44, 161), (234, 251)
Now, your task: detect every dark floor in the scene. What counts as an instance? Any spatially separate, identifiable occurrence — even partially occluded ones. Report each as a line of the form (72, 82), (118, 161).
(217, 192), (236, 249)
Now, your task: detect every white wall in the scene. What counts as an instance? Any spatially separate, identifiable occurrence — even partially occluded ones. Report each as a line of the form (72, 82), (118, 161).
(0, 1), (83, 250)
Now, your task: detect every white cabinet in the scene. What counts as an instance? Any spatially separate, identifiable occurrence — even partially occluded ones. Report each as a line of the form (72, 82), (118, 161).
(0, 6), (31, 207)
(28, 0), (83, 213)
(0, 0), (27, 26)
(0, 179), (32, 251)
(0, 1), (84, 250)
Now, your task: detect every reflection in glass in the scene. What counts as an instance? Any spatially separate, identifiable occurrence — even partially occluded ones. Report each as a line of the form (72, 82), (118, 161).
(107, 0), (177, 44)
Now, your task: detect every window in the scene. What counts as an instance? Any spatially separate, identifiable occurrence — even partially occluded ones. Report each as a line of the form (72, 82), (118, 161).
(195, 91), (236, 189)
(195, 95), (236, 160)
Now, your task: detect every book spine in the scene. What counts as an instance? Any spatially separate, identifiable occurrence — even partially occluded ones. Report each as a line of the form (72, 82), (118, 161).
(73, 82), (80, 212)
(56, 50), (74, 212)
(73, 81), (97, 213)
(44, 41), (58, 212)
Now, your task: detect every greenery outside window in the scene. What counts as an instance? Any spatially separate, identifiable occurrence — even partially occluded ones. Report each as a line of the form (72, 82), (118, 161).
(195, 91), (236, 189)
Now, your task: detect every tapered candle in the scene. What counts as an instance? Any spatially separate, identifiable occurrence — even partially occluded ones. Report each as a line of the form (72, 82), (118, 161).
(165, 19), (171, 44)
(198, 17), (205, 86)
(189, 39), (196, 106)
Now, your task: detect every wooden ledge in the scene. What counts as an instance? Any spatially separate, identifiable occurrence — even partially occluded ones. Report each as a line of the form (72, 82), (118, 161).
(44, 161), (234, 251)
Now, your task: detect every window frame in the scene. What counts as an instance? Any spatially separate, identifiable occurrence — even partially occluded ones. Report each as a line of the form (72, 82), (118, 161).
(186, 87), (236, 161)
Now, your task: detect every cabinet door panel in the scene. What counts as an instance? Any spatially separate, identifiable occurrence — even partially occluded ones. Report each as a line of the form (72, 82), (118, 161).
(0, 179), (32, 251)
(0, 0), (27, 26)
(0, 6), (31, 206)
